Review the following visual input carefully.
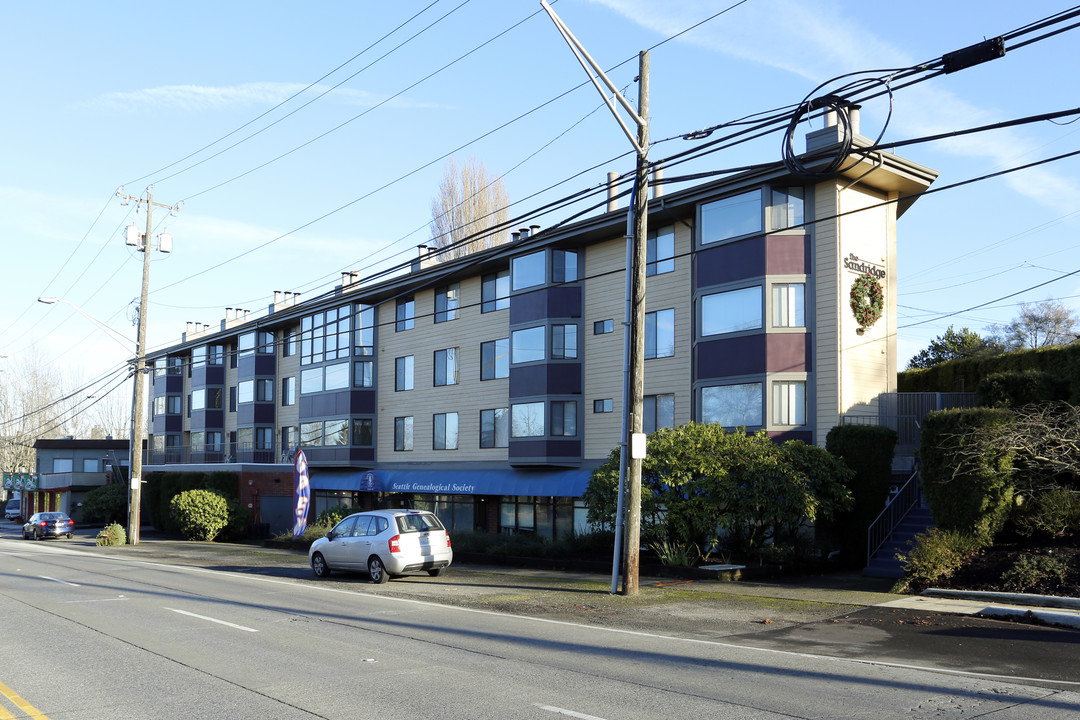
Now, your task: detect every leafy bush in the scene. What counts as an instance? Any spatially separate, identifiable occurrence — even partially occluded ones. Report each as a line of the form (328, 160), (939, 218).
(144, 471), (240, 532)
(1000, 555), (1069, 592)
(648, 540), (698, 568)
(921, 408), (1016, 544)
(82, 483), (128, 524)
(894, 528), (986, 592)
(96, 522), (127, 546)
(977, 370), (1070, 407)
(316, 505), (353, 529)
(170, 489), (230, 541)
(1013, 488), (1080, 539)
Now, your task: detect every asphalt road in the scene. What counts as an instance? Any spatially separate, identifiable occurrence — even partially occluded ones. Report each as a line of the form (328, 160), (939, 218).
(1, 522), (1078, 719)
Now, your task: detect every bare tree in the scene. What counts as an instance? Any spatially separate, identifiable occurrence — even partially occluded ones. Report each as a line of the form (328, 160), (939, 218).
(988, 299), (1080, 350)
(0, 347), (65, 474)
(429, 156), (509, 260)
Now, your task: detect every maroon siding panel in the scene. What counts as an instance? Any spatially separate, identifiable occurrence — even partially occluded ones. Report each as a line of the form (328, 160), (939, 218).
(766, 333), (811, 373)
(697, 335), (766, 379)
(765, 234), (810, 275)
(696, 237), (765, 288)
(767, 430), (813, 443)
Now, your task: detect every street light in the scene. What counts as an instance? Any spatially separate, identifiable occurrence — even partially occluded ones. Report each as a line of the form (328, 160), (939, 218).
(38, 295), (142, 543)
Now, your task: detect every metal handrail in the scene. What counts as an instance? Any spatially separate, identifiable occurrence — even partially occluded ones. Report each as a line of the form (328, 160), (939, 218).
(866, 464), (922, 566)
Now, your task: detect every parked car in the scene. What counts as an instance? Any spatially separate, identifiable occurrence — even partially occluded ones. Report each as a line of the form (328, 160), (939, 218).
(23, 512), (75, 540)
(309, 509), (452, 583)
(4, 497), (20, 521)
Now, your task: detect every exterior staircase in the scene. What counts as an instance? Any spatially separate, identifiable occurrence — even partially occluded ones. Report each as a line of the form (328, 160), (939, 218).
(864, 505), (935, 578)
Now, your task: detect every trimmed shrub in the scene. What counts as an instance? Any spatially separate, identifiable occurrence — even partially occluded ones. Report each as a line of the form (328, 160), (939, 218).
(894, 528), (986, 592)
(977, 370), (1070, 407)
(825, 424), (897, 561)
(81, 483), (128, 524)
(315, 505), (353, 529)
(169, 489), (230, 541)
(921, 408), (1015, 543)
(96, 522), (127, 546)
(144, 471), (240, 533)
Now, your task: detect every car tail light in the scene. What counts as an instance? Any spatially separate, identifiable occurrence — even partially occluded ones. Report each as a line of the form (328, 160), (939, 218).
(39, 521), (48, 527)
(446, 534), (452, 548)
(67, 519), (75, 526)
(388, 535), (401, 554)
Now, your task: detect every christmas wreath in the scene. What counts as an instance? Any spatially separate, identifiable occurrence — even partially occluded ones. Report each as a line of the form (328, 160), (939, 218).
(849, 273), (883, 328)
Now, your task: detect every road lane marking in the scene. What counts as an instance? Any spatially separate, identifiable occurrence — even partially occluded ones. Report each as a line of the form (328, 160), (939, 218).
(163, 607), (258, 632)
(39, 576), (79, 587)
(0, 680), (51, 719)
(535, 704), (608, 719)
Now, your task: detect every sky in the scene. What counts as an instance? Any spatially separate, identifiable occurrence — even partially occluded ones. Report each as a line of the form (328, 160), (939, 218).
(1, 0), (1078, 404)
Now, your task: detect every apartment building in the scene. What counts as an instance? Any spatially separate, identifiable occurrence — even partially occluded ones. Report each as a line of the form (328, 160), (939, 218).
(144, 117), (937, 536)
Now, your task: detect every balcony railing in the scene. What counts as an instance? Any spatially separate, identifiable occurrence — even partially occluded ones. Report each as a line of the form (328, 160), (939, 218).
(841, 392), (977, 456)
(147, 441), (287, 466)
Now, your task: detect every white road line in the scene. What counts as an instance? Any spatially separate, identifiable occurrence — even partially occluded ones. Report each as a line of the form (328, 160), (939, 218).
(40, 576), (80, 587)
(163, 607), (258, 632)
(535, 704), (608, 719)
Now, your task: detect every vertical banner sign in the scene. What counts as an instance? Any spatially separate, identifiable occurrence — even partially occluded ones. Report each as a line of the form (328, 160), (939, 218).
(293, 449), (310, 538)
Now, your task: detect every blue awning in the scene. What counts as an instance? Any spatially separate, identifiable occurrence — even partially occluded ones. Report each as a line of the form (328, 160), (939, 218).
(310, 467), (591, 498)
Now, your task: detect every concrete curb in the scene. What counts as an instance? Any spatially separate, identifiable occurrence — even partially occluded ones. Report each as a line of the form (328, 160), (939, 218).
(976, 605), (1080, 629)
(923, 588), (1080, 611)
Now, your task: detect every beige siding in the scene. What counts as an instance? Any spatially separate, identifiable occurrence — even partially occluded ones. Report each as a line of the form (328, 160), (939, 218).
(813, 182), (841, 443)
(278, 328), (300, 435)
(377, 277), (510, 462)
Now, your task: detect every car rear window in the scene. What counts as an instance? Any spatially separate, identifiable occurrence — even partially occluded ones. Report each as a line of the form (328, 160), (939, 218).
(396, 513), (444, 533)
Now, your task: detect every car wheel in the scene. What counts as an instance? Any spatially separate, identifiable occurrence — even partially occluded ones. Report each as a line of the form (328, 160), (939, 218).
(311, 552), (331, 578)
(22, 530), (29, 540)
(36, 531), (44, 540)
(427, 568), (445, 577)
(368, 556), (389, 584)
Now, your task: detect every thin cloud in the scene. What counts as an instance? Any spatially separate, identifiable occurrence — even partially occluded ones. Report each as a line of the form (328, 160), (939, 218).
(87, 82), (436, 112)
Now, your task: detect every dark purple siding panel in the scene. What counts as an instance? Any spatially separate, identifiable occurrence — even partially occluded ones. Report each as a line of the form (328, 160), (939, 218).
(696, 335), (766, 378)
(510, 286), (582, 324)
(696, 237), (765, 288)
(509, 365), (582, 398)
(766, 333), (811, 373)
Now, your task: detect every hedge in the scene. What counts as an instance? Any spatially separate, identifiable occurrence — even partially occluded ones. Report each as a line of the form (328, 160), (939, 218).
(144, 471), (239, 533)
(824, 424), (898, 561)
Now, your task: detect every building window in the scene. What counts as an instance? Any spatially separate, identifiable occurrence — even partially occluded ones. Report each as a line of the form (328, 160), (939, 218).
(300, 421), (322, 446)
(593, 398), (613, 413)
(52, 458), (73, 473)
(352, 418), (373, 447)
(354, 305), (374, 356)
(647, 225), (675, 276)
(772, 381), (806, 426)
(701, 189), (763, 245)
(192, 344), (224, 369)
(769, 186), (804, 231)
(282, 377), (296, 406)
(552, 249), (578, 283)
(480, 408), (508, 448)
(83, 458), (99, 472)
(482, 269), (510, 312)
(394, 416), (414, 451)
(643, 393), (674, 433)
(701, 383), (763, 427)
(324, 361), (349, 391)
(512, 250), (546, 291)
(551, 401), (577, 437)
(300, 367), (323, 394)
(300, 307), (351, 365)
(511, 402), (545, 437)
(166, 395), (182, 414)
(551, 324), (578, 360)
(282, 426), (297, 453)
(511, 326), (545, 364)
(480, 338), (509, 380)
(283, 331), (297, 357)
(354, 360), (374, 388)
(645, 309), (675, 359)
(255, 426), (274, 451)
(594, 319), (613, 335)
(323, 419), (348, 446)
(229, 386), (237, 412)
(702, 286), (762, 336)
(434, 348), (459, 387)
(190, 390), (205, 412)
(435, 283), (459, 323)
(395, 356), (414, 391)
(396, 296), (415, 331)
(238, 381), (253, 404)
(433, 412), (459, 450)
(256, 378), (274, 402)
(772, 283), (806, 328)
(206, 388), (222, 409)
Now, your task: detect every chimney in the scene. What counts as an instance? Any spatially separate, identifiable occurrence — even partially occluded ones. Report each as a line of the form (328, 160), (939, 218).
(225, 308), (233, 320)
(806, 102), (864, 154)
(607, 172), (619, 212)
(511, 231), (520, 242)
(274, 291), (282, 304)
(519, 227), (530, 240)
(530, 224), (540, 237)
(652, 166), (663, 199)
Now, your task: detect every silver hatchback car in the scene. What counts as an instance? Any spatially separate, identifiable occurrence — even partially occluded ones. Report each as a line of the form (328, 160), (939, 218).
(309, 509), (452, 583)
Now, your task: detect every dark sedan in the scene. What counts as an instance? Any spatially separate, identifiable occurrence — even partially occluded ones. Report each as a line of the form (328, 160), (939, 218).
(23, 512), (75, 540)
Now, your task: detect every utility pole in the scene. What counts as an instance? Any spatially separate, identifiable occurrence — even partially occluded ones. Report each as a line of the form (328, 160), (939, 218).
(541, 1), (649, 595)
(115, 187), (178, 545)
